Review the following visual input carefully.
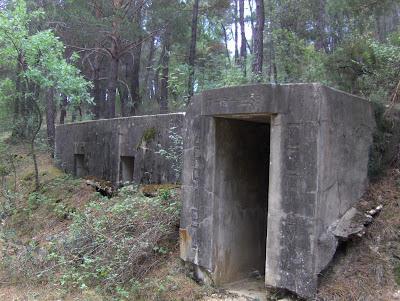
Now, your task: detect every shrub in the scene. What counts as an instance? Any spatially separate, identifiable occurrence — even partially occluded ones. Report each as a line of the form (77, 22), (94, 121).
(157, 126), (183, 183)
(369, 103), (400, 179)
(56, 185), (181, 294)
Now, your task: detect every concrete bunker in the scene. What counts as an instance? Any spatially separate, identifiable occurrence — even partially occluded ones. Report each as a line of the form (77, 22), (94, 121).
(180, 84), (375, 298)
(54, 84), (376, 298)
(55, 113), (184, 185)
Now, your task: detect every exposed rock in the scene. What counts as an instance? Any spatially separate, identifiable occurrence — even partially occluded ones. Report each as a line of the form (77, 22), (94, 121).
(330, 207), (370, 240)
(330, 204), (383, 241)
(85, 178), (114, 197)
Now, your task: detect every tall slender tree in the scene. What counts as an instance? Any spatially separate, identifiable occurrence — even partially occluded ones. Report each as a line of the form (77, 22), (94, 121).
(234, 0), (239, 64)
(315, 0), (327, 52)
(159, 27), (171, 113)
(239, 0), (247, 75)
(46, 88), (56, 156)
(252, 0), (265, 79)
(187, 0), (200, 102)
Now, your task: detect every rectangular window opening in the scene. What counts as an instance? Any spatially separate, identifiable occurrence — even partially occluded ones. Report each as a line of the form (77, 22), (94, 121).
(74, 154), (87, 177)
(120, 156), (135, 183)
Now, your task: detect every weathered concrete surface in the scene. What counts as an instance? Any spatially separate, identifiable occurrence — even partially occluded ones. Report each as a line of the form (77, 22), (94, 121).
(180, 84), (375, 298)
(55, 113), (184, 185)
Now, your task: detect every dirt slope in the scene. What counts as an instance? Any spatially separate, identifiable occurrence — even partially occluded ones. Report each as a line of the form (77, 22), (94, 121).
(1, 140), (400, 300)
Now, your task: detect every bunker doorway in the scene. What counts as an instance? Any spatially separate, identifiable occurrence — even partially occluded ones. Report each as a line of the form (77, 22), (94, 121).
(214, 117), (270, 285)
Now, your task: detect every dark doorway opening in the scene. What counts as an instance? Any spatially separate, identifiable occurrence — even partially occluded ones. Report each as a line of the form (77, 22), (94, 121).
(214, 117), (270, 284)
(120, 156), (135, 183)
(74, 154), (87, 177)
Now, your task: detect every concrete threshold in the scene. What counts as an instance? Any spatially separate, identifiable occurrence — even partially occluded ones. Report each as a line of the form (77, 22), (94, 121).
(223, 278), (268, 301)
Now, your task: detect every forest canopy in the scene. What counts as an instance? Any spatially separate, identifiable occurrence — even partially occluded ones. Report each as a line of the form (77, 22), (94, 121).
(0, 0), (399, 134)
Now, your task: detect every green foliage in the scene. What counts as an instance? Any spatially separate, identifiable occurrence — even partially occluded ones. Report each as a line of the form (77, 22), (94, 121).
(394, 263), (400, 285)
(0, 0), (92, 135)
(49, 186), (181, 296)
(0, 143), (21, 217)
(272, 29), (327, 83)
(159, 188), (172, 201)
(325, 32), (400, 99)
(25, 190), (75, 218)
(27, 191), (50, 210)
(156, 126), (183, 183)
(0, 79), (16, 132)
(368, 103), (400, 179)
(142, 127), (157, 143)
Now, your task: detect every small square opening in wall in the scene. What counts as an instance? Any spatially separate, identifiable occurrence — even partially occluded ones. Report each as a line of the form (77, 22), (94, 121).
(74, 154), (87, 177)
(120, 156), (135, 183)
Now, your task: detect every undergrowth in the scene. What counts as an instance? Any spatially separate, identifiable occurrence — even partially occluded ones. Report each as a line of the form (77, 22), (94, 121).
(394, 264), (400, 286)
(0, 138), (197, 300)
(56, 185), (181, 295)
(317, 169), (400, 301)
(0, 140), (209, 300)
(1, 182), (183, 300)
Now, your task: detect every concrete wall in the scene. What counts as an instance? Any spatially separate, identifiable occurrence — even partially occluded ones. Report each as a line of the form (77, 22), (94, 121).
(180, 84), (375, 298)
(55, 113), (184, 185)
(315, 86), (375, 271)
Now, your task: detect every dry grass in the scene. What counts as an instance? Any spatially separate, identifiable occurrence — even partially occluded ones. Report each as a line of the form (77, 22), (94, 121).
(5, 138), (400, 301)
(132, 254), (213, 300)
(0, 139), (209, 300)
(317, 169), (400, 301)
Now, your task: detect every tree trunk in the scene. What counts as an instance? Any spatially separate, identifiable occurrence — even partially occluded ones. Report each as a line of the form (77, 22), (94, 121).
(252, 0), (264, 79)
(99, 88), (107, 118)
(130, 44), (141, 116)
(239, 0), (247, 76)
(154, 63), (160, 103)
(160, 29), (171, 114)
(266, 0), (277, 83)
(31, 139), (40, 191)
(92, 53), (102, 119)
(187, 0), (200, 102)
(248, 0), (255, 54)
(144, 36), (156, 100)
(129, 6), (143, 116)
(46, 88), (56, 156)
(221, 23), (231, 64)
(120, 56), (131, 117)
(12, 54), (27, 139)
(375, 3), (400, 42)
(120, 85), (128, 117)
(60, 96), (67, 124)
(71, 108), (77, 122)
(92, 1), (103, 119)
(14, 59), (21, 125)
(107, 47), (119, 118)
(269, 38), (277, 83)
(234, 0), (239, 64)
(118, 56), (132, 117)
(153, 47), (165, 104)
(315, 0), (327, 52)
(30, 88), (42, 191)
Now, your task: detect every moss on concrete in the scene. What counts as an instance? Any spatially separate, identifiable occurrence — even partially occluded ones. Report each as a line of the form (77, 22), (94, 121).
(142, 127), (157, 143)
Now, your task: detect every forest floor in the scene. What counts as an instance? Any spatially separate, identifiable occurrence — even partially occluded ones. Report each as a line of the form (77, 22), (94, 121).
(0, 137), (400, 300)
